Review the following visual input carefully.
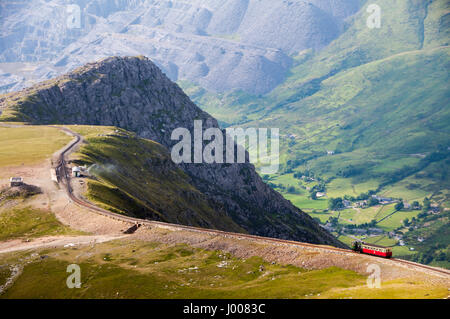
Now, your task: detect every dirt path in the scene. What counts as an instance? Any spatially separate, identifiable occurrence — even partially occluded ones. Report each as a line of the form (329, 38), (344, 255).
(0, 235), (126, 255)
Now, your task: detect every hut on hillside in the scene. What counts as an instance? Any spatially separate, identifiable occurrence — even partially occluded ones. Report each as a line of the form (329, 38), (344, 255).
(72, 167), (81, 178)
(10, 177), (23, 187)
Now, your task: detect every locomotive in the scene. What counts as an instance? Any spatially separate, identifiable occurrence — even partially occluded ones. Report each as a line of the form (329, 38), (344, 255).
(352, 241), (392, 258)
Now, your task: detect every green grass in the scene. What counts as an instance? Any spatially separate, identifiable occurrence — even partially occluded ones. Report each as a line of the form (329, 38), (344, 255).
(391, 246), (417, 257)
(0, 265), (11, 287)
(65, 125), (118, 139)
(307, 210), (332, 224)
(0, 207), (83, 241)
(328, 204), (397, 226)
(320, 279), (449, 299)
(0, 240), (363, 299)
(336, 234), (398, 247)
(0, 125), (71, 168)
(284, 194), (328, 211)
(70, 127), (244, 233)
(363, 235), (398, 247)
(377, 210), (421, 232)
(336, 235), (355, 247)
(326, 178), (380, 198)
(1, 239), (445, 299)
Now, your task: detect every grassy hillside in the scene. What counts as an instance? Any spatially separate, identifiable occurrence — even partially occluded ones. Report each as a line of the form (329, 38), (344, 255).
(400, 210), (450, 268)
(68, 126), (244, 233)
(1, 239), (447, 299)
(182, 0), (450, 265)
(0, 206), (81, 241)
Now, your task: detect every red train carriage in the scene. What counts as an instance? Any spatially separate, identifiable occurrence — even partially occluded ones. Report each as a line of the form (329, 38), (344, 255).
(352, 241), (392, 258)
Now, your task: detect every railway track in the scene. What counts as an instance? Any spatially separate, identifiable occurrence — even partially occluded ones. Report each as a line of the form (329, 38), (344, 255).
(54, 126), (450, 278)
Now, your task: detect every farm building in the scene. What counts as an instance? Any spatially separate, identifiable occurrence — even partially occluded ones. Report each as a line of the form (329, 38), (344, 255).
(10, 177), (23, 187)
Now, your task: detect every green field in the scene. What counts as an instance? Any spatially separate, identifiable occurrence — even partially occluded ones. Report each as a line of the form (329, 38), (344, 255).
(326, 178), (380, 198)
(306, 210), (332, 224)
(336, 234), (355, 247)
(284, 194), (328, 211)
(65, 125), (118, 139)
(362, 235), (398, 247)
(377, 210), (421, 232)
(0, 125), (71, 168)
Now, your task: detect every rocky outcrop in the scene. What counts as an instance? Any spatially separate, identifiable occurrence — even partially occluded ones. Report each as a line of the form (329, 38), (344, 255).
(0, 56), (345, 247)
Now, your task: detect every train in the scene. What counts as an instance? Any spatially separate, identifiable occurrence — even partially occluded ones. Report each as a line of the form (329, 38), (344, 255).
(352, 241), (392, 258)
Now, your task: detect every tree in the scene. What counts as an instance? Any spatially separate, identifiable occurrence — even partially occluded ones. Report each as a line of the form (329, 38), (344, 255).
(328, 197), (344, 211)
(287, 186), (298, 194)
(310, 192), (317, 200)
(328, 217), (339, 226)
(357, 192), (370, 200)
(368, 197), (379, 207)
(423, 197), (431, 211)
(395, 201), (404, 211)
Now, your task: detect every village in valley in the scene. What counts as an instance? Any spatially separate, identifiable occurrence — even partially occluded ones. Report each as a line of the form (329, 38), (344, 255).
(320, 194), (443, 248)
(264, 163), (449, 266)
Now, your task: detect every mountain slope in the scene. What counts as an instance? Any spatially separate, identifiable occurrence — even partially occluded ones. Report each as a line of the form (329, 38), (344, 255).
(181, 0), (450, 264)
(0, 0), (361, 94)
(187, 0), (450, 191)
(0, 56), (344, 247)
(70, 126), (244, 232)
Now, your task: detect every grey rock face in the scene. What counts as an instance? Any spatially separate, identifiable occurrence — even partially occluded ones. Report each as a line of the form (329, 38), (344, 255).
(0, 0), (360, 94)
(0, 56), (344, 247)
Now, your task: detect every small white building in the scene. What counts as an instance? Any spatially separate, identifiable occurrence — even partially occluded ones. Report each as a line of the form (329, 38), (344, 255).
(72, 167), (81, 178)
(316, 192), (326, 198)
(10, 177), (23, 187)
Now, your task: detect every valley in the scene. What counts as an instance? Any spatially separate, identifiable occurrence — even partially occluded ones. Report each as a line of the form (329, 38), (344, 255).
(0, 123), (448, 298)
(183, 0), (450, 269)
